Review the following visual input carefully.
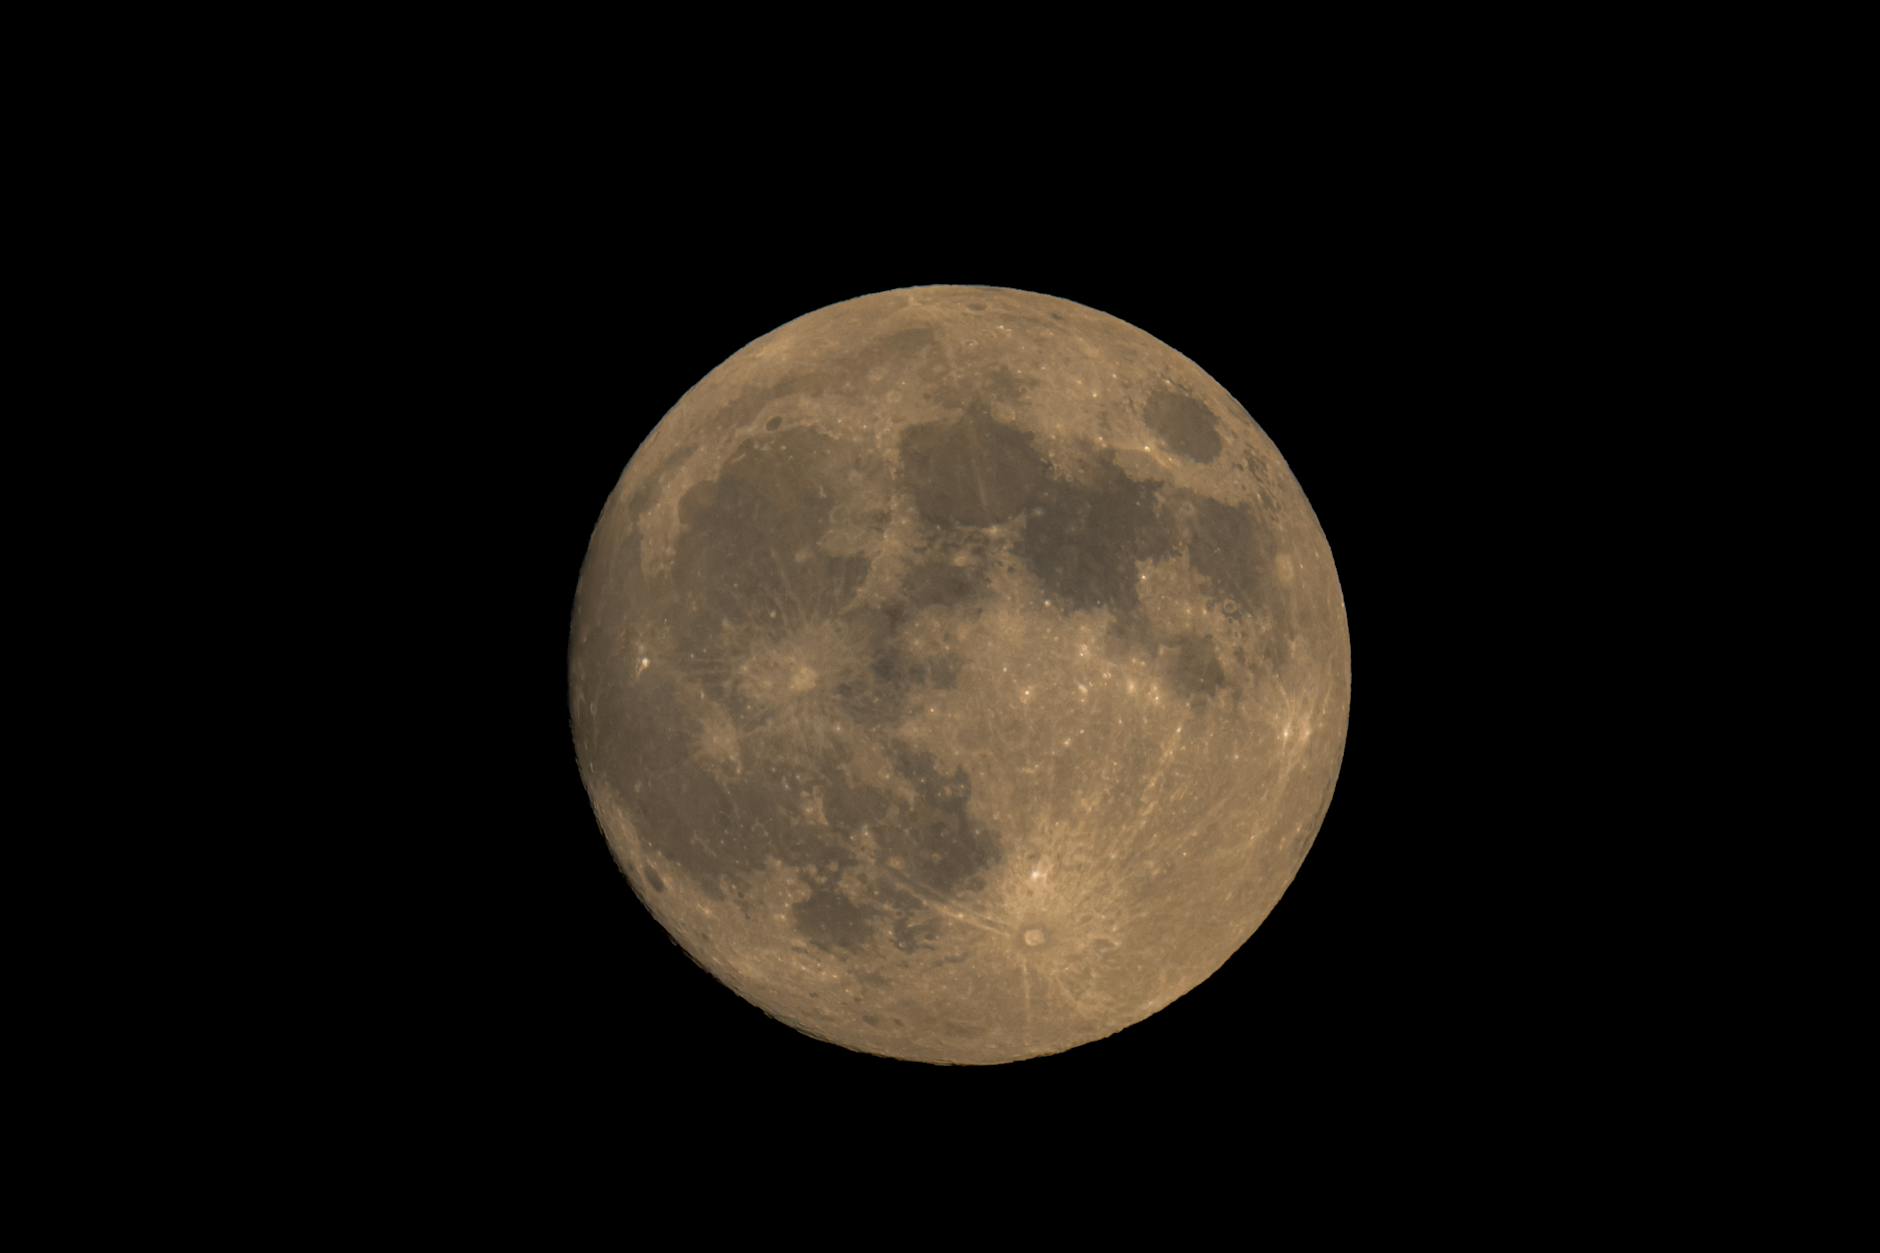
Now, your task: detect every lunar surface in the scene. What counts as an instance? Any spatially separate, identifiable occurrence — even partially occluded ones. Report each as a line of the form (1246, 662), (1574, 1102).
(569, 286), (1349, 1064)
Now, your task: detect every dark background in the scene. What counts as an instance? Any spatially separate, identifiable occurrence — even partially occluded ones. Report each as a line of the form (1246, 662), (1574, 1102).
(403, 213), (1571, 1133)
(93, 38), (1731, 1191)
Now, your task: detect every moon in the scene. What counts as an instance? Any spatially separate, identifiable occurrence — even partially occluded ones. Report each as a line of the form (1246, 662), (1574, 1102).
(569, 285), (1350, 1064)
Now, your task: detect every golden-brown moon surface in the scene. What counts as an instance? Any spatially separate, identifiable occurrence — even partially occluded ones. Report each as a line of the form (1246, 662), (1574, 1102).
(569, 286), (1350, 1064)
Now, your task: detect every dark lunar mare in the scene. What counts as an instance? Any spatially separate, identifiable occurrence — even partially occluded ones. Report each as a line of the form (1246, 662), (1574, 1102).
(1143, 387), (1225, 462)
(895, 395), (1266, 707)
(590, 416), (1006, 947)
(1011, 448), (1178, 640)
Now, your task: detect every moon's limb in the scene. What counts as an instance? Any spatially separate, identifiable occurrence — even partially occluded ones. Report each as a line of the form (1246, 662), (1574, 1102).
(569, 285), (1349, 1064)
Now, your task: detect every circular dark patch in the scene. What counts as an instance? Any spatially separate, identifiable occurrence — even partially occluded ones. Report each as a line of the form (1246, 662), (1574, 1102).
(1143, 388), (1224, 462)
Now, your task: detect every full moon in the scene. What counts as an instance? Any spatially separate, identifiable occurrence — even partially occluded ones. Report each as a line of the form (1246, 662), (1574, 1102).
(569, 286), (1350, 1064)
